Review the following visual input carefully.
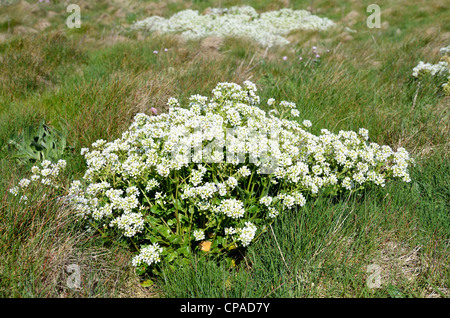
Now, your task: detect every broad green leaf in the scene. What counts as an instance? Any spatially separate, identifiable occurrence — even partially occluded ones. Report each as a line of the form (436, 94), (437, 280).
(167, 251), (178, 262)
(177, 245), (190, 257)
(248, 205), (259, 214)
(140, 279), (154, 287)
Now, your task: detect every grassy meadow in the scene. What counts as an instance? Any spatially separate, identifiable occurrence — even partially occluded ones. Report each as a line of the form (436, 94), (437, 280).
(0, 0), (448, 298)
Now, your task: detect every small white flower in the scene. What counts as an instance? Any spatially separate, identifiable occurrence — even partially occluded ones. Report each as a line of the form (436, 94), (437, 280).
(281, 194), (296, 209)
(268, 207), (279, 218)
(41, 178), (52, 186)
(110, 212), (144, 237)
(225, 227), (236, 235)
(40, 168), (52, 177)
(237, 222), (257, 247)
(193, 229), (205, 241)
(219, 198), (245, 219)
(56, 159), (67, 169)
(226, 176), (238, 189)
(358, 128), (369, 140)
(155, 192), (165, 200)
(145, 179), (159, 192)
(18, 178), (31, 188)
(237, 166), (251, 178)
(168, 97), (180, 108)
(132, 243), (163, 267)
(342, 177), (352, 190)
(259, 196), (272, 206)
(302, 120), (312, 128)
(41, 160), (51, 169)
(9, 186), (19, 196)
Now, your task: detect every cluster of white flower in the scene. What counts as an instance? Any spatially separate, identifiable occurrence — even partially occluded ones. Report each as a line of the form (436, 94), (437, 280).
(189, 165), (207, 186)
(131, 243), (163, 267)
(440, 46), (450, 56)
(268, 207), (279, 218)
(59, 80), (414, 267)
(224, 221), (257, 246)
(441, 47), (450, 95)
(218, 198), (246, 219)
(237, 166), (251, 178)
(109, 212), (145, 237)
(443, 77), (450, 95)
(132, 6), (335, 47)
(193, 229), (205, 241)
(259, 196), (272, 206)
(237, 222), (257, 247)
(412, 45), (450, 79)
(145, 178), (159, 192)
(181, 182), (218, 202)
(9, 159), (66, 202)
(412, 61), (449, 78)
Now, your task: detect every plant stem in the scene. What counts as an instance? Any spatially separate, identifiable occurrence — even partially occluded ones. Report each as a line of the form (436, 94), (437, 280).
(269, 224), (292, 276)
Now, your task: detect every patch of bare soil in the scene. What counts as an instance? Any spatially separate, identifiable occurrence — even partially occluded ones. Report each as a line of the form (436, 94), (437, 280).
(198, 36), (224, 59)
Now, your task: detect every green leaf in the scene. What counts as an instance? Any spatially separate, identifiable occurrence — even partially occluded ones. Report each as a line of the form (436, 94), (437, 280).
(174, 198), (185, 209)
(179, 214), (189, 224)
(174, 257), (190, 267)
(225, 256), (236, 268)
(236, 185), (247, 200)
(248, 205), (259, 214)
(156, 225), (171, 239)
(168, 233), (182, 244)
(212, 236), (223, 248)
(167, 251), (178, 262)
(135, 266), (146, 275)
(140, 279), (154, 287)
(177, 245), (190, 257)
(145, 235), (163, 244)
(150, 205), (163, 214)
(387, 284), (403, 298)
(209, 248), (219, 254)
(8, 120), (68, 164)
(145, 215), (159, 224)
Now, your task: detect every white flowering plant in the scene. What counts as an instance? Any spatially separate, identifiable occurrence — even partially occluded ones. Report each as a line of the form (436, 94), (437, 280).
(9, 81), (415, 274)
(412, 45), (450, 95)
(8, 159), (67, 204)
(132, 6), (335, 48)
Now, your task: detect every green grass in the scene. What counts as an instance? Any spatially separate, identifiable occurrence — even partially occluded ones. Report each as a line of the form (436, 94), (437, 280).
(0, 0), (448, 298)
(158, 150), (449, 297)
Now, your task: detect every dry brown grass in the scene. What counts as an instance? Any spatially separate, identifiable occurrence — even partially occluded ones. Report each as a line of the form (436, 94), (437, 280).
(0, 183), (159, 297)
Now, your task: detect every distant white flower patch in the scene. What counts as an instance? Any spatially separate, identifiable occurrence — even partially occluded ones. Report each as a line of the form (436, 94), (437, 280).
(412, 45), (450, 78)
(440, 45), (450, 56)
(412, 45), (450, 95)
(412, 61), (449, 78)
(132, 6), (335, 47)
